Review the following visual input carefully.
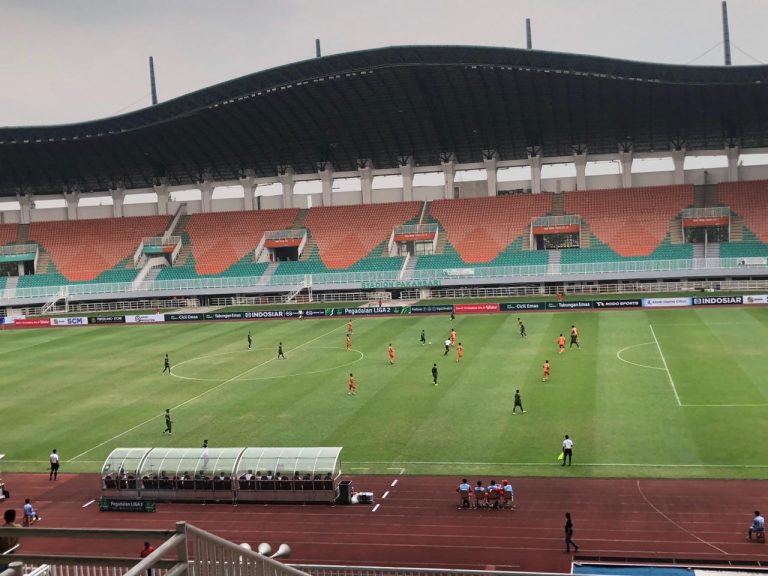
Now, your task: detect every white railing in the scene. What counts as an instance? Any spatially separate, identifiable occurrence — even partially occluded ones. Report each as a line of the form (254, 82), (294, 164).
(3, 257), (768, 302)
(143, 236), (181, 247)
(254, 234), (267, 262)
(163, 205), (185, 242)
(395, 223), (439, 236)
(133, 241), (145, 268)
(388, 228), (396, 256)
(266, 228), (306, 240)
(295, 565), (559, 576)
(531, 214), (581, 227)
(0, 243), (37, 256)
(681, 207), (731, 219)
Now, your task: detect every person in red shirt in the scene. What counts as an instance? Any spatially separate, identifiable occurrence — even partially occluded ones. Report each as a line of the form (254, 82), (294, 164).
(347, 320), (353, 334)
(558, 334), (566, 354)
(388, 343), (396, 365)
(456, 342), (464, 363)
(542, 360), (551, 382)
(346, 334), (351, 351)
(450, 329), (457, 346)
(348, 373), (356, 395)
(557, 292), (563, 303)
(140, 542), (155, 576)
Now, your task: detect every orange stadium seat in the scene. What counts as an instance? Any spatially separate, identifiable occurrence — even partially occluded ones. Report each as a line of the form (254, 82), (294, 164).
(27, 216), (171, 281)
(0, 223), (18, 246)
(186, 209), (299, 275)
(304, 202), (421, 269)
(718, 180), (768, 243)
(563, 185), (693, 257)
(429, 195), (552, 263)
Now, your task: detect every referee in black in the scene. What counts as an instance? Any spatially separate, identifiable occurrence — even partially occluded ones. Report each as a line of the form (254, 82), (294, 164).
(432, 363), (438, 386)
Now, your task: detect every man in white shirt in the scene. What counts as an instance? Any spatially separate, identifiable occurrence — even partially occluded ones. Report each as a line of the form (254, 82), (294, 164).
(749, 510), (765, 540)
(49, 449), (59, 481)
(443, 339), (452, 356)
(562, 435), (574, 466)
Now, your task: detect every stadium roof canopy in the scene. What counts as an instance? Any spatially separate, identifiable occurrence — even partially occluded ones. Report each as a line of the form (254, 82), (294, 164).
(1, 45), (767, 197)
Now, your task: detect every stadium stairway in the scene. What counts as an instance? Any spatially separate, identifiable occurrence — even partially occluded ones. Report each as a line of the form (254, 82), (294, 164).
(551, 193), (564, 216)
(142, 266), (163, 285)
(547, 249), (561, 274)
(580, 222), (593, 249)
(16, 224), (28, 244)
(705, 242), (720, 260)
(258, 262), (279, 285)
(401, 255), (418, 280)
(669, 216), (684, 244)
(730, 215), (744, 241)
(2, 276), (18, 299)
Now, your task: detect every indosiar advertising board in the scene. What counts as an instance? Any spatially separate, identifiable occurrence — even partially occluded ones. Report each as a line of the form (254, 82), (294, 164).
(691, 295), (743, 306)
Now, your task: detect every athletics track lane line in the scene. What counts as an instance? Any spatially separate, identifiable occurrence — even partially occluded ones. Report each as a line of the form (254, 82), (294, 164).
(636, 479), (728, 554)
(70, 323), (345, 461)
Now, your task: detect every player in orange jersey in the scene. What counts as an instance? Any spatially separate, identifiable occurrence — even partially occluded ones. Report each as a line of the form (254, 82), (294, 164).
(450, 328), (457, 346)
(347, 319), (354, 334)
(558, 334), (566, 354)
(348, 373), (356, 395)
(570, 325), (580, 349)
(388, 343), (395, 365)
(346, 334), (352, 351)
(542, 360), (551, 382)
(456, 342), (464, 362)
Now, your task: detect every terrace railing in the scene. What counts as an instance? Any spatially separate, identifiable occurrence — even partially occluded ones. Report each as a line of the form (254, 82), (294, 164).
(531, 214), (581, 227)
(0, 243), (38, 257)
(4, 257), (768, 302)
(681, 207), (731, 219)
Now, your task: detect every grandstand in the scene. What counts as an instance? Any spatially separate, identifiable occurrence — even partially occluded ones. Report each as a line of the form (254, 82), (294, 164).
(0, 45), (767, 306)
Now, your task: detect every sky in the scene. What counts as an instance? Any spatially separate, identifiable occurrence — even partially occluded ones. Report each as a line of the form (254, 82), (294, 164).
(0, 0), (765, 127)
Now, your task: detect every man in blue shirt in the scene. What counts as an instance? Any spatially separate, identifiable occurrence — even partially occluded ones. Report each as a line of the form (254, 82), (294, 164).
(456, 478), (472, 509)
(749, 510), (765, 540)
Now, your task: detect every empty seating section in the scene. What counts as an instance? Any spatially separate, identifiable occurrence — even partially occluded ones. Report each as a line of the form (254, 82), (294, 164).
(186, 209), (298, 275)
(0, 223), (18, 246)
(304, 202), (421, 269)
(28, 216), (170, 281)
(156, 254), (269, 281)
(719, 181), (768, 242)
(560, 237), (693, 264)
(429, 195), (551, 263)
(563, 186), (693, 257)
(721, 242), (768, 258)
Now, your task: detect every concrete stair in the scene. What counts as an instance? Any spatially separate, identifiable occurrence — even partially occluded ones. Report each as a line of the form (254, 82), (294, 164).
(300, 236), (317, 260)
(546, 249), (561, 275)
(258, 262), (279, 285)
(693, 184), (718, 208)
(730, 215), (744, 242)
(35, 250), (52, 274)
(669, 216), (684, 244)
(551, 193), (564, 216)
(434, 231), (448, 254)
(173, 214), (190, 236)
(16, 224), (29, 244)
(143, 266), (163, 284)
(400, 255), (418, 281)
(522, 224), (532, 250)
(579, 222), (593, 249)
(705, 242), (720, 260)
(3, 276), (19, 299)
(292, 209), (309, 228)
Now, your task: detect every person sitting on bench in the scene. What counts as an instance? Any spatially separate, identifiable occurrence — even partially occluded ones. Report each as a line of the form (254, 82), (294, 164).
(749, 510), (765, 540)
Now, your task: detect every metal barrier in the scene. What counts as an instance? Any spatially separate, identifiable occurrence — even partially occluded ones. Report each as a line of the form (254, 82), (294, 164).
(294, 565), (568, 576)
(0, 522), (308, 576)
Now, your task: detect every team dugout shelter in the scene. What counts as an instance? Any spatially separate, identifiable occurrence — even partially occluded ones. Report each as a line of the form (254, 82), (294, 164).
(101, 446), (343, 503)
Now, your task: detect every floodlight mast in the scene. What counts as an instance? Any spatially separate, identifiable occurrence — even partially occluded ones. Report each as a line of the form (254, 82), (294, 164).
(149, 56), (158, 105)
(721, 1), (732, 66)
(525, 18), (532, 50)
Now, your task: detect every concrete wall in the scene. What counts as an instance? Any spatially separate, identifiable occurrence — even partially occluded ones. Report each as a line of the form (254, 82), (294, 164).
(372, 188), (403, 203)
(413, 186), (444, 202)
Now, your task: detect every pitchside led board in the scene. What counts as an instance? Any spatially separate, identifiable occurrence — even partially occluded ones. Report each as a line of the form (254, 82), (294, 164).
(4, 295), (766, 331)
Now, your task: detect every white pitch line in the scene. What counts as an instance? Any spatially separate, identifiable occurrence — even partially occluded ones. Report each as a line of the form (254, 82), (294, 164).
(636, 480), (727, 554)
(390, 479), (398, 487)
(372, 503), (380, 512)
(382, 491), (389, 499)
(347, 460), (768, 468)
(649, 324), (682, 407)
(82, 499), (95, 508)
(387, 467), (406, 475)
(71, 324), (344, 461)
(616, 342), (665, 371)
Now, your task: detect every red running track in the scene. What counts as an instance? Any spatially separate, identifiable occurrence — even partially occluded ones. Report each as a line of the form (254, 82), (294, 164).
(4, 473), (768, 572)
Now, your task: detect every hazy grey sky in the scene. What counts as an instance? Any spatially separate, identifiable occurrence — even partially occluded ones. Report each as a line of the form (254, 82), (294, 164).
(1, 0), (765, 127)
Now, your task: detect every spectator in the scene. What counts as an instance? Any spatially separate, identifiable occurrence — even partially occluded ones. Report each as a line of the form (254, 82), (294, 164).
(140, 541), (155, 576)
(456, 478), (472, 509)
(22, 499), (41, 526)
(0, 509), (22, 564)
(749, 510), (765, 540)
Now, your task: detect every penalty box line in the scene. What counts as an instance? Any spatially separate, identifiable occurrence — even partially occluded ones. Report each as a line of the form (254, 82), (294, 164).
(71, 323), (345, 462)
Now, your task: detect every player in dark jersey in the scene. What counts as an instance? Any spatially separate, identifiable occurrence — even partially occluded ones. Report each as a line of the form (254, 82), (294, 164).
(277, 342), (286, 359)
(512, 389), (525, 414)
(518, 318), (527, 338)
(432, 363), (438, 386)
(163, 409), (172, 435)
(163, 354), (171, 374)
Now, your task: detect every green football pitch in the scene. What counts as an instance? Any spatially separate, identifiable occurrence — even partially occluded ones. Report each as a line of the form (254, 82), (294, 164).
(2, 306), (767, 478)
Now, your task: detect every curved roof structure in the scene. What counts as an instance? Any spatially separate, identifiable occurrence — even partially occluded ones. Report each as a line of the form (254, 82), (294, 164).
(1, 45), (767, 196)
